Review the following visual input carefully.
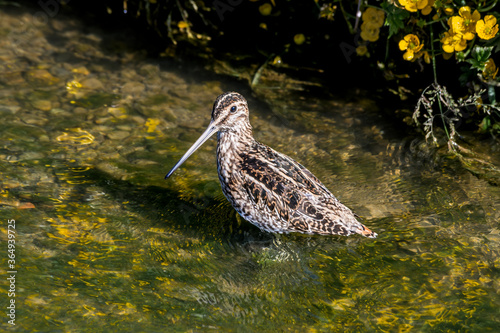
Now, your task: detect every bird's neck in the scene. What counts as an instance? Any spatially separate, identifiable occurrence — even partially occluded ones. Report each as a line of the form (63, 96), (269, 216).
(217, 128), (253, 155)
(217, 119), (254, 150)
(216, 123), (254, 176)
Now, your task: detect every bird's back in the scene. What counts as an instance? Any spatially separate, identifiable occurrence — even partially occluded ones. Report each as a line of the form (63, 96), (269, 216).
(220, 139), (377, 238)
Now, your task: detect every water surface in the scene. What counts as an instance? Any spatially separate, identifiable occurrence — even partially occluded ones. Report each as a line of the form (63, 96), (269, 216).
(1, 5), (499, 332)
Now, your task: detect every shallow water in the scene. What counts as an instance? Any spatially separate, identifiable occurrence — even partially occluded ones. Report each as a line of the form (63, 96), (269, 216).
(1, 5), (500, 332)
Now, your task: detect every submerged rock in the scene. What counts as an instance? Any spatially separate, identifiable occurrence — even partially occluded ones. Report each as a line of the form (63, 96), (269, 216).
(26, 69), (60, 86)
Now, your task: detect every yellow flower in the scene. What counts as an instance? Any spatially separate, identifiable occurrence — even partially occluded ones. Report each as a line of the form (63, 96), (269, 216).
(418, 50), (431, 64)
(421, 0), (434, 15)
(319, 3), (336, 21)
(443, 7), (454, 16)
(449, 7), (480, 40)
(476, 15), (499, 40)
(362, 7), (385, 28)
(356, 44), (369, 57)
(432, 0), (454, 19)
(399, 34), (424, 61)
(259, 3), (272, 16)
(177, 21), (189, 29)
(483, 59), (498, 80)
(433, 0), (453, 20)
(399, 0), (428, 13)
(440, 29), (467, 53)
(360, 22), (380, 42)
(294, 34), (305, 45)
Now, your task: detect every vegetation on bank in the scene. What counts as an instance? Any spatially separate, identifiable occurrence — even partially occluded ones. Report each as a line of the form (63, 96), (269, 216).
(356, 1), (500, 145)
(75, 1), (498, 141)
(7, 1), (500, 157)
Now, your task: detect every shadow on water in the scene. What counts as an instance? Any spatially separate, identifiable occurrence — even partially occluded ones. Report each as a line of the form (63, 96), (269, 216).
(79, 166), (271, 243)
(65, 164), (367, 255)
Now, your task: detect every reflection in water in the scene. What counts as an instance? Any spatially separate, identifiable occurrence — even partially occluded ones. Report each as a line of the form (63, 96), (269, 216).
(0, 4), (499, 332)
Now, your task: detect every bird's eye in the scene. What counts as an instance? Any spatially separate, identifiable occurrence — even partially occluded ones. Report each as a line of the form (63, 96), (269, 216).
(230, 106), (237, 113)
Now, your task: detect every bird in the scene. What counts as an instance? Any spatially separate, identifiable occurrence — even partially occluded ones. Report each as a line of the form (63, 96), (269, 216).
(165, 92), (377, 238)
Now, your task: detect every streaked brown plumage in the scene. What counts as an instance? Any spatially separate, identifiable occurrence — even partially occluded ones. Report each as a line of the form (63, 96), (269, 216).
(166, 92), (377, 238)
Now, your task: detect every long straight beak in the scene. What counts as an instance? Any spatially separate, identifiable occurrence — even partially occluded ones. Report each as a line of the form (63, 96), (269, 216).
(165, 122), (218, 179)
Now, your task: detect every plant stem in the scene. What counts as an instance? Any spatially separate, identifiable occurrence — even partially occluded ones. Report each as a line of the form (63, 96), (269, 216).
(430, 25), (450, 141)
(437, 88), (451, 141)
(338, 1), (355, 34)
(478, 0), (498, 12)
(430, 24), (438, 85)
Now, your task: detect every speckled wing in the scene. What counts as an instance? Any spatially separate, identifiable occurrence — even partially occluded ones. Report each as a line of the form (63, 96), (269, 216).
(238, 142), (370, 236)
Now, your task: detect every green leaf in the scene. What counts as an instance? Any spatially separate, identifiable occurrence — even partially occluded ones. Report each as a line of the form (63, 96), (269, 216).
(456, 51), (466, 62)
(381, 3), (410, 38)
(466, 46), (494, 71)
(479, 116), (490, 133)
(466, 58), (481, 69)
(471, 46), (493, 64)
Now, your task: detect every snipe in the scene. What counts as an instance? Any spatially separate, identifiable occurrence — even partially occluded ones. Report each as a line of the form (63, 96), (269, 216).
(166, 92), (377, 238)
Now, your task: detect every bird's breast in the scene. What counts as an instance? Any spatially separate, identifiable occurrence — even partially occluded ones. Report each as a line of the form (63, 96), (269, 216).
(216, 132), (252, 204)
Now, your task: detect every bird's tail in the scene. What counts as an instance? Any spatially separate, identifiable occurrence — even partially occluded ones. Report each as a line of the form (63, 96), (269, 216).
(357, 225), (377, 238)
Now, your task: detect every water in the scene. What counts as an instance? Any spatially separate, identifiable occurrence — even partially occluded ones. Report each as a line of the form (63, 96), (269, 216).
(1, 5), (500, 332)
